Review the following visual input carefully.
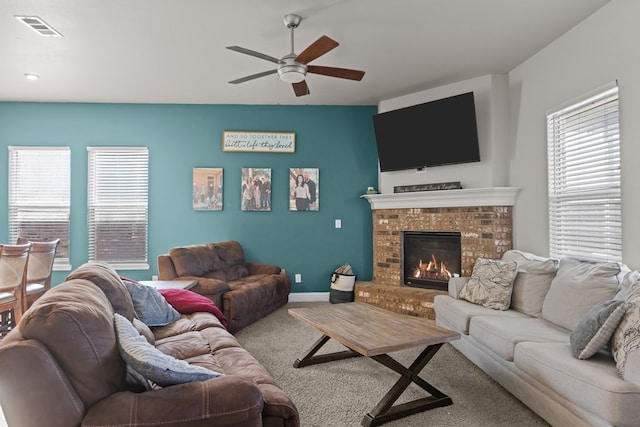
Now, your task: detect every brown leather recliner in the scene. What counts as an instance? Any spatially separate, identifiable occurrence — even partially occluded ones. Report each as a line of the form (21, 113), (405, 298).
(158, 241), (291, 333)
(0, 262), (299, 427)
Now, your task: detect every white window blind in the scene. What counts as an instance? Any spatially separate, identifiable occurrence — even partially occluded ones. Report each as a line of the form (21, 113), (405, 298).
(88, 147), (149, 269)
(547, 86), (621, 262)
(8, 146), (71, 270)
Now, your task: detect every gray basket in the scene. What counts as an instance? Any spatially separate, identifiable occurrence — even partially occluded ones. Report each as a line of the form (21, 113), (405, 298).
(329, 288), (354, 304)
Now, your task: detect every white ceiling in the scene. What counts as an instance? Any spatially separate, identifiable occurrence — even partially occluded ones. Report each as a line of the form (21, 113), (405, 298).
(1, 0), (611, 106)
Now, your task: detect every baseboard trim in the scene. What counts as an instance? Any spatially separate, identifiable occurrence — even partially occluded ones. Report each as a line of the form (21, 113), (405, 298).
(288, 292), (329, 302)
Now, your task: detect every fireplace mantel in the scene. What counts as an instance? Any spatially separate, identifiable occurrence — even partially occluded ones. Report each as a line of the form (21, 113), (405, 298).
(361, 187), (520, 210)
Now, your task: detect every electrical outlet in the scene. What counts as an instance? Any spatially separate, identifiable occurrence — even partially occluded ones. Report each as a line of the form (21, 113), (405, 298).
(335, 219), (342, 228)
(152, 275), (158, 281)
(295, 274), (302, 283)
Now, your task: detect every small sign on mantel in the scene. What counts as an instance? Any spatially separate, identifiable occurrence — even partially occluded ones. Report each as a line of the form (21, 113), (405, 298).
(394, 181), (462, 193)
(222, 131), (295, 153)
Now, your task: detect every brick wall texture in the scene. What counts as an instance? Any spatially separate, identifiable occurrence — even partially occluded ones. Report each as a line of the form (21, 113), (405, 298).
(357, 206), (513, 319)
(373, 206), (513, 285)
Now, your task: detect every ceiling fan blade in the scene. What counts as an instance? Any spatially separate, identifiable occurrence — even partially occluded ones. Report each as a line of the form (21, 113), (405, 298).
(307, 65), (365, 81)
(226, 46), (282, 64)
(295, 35), (339, 64)
(229, 69), (277, 84)
(292, 80), (310, 97)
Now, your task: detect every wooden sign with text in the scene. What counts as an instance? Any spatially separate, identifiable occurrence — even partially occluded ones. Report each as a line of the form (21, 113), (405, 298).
(222, 131), (296, 153)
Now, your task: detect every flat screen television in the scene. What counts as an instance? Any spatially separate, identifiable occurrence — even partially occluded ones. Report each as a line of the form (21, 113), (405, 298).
(373, 91), (480, 172)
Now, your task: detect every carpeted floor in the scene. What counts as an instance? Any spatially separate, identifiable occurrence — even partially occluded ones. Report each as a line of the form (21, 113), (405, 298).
(235, 302), (550, 427)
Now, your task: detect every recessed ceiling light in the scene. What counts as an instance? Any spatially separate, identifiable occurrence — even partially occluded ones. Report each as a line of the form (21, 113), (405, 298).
(24, 73), (40, 81)
(14, 16), (62, 37)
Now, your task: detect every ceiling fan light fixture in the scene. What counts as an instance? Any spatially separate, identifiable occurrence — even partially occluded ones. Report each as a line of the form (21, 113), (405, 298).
(278, 67), (306, 83)
(278, 56), (307, 83)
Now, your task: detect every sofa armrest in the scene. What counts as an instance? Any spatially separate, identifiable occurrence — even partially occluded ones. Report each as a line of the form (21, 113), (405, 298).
(158, 254), (178, 280)
(83, 376), (264, 426)
(246, 262), (282, 276)
(448, 277), (470, 299)
(0, 339), (86, 427)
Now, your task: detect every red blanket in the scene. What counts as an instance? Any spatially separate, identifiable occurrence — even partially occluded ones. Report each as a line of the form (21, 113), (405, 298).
(157, 288), (228, 329)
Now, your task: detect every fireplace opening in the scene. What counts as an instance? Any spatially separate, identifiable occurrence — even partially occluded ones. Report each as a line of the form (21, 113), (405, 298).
(402, 231), (461, 290)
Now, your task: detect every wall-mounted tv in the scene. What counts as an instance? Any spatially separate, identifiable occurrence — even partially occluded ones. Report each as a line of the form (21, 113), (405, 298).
(373, 91), (480, 172)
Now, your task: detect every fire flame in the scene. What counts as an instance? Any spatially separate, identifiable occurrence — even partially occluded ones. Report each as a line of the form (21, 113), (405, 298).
(413, 254), (452, 281)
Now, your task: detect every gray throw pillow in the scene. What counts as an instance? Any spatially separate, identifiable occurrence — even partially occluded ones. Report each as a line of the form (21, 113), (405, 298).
(542, 258), (621, 331)
(114, 313), (222, 387)
(459, 258), (518, 310)
(570, 299), (628, 359)
(122, 279), (181, 327)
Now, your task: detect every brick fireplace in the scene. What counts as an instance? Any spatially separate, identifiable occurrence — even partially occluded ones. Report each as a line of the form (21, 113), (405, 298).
(356, 187), (519, 319)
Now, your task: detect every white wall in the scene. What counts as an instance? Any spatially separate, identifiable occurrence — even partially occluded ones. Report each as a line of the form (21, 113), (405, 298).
(377, 74), (509, 193)
(508, 0), (640, 268)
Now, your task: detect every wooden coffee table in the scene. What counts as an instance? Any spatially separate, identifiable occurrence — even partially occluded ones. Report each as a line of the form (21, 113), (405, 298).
(288, 302), (460, 427)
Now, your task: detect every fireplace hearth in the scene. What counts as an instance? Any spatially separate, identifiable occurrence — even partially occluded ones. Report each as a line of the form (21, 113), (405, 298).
(402, 231), (461, 290)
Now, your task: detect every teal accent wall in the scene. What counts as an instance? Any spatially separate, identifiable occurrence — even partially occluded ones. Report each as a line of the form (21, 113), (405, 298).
(0, 102), (378, 292)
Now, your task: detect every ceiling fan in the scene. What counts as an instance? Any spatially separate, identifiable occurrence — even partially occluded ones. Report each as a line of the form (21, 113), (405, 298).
(226, 14), (365, 97)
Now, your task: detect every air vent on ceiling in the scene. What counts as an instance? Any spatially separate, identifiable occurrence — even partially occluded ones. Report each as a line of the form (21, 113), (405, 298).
(14, 16), (62, 37)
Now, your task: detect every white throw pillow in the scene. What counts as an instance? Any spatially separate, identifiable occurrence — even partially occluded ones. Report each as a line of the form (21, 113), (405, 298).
(459, 258), (517, 310)
(612, 281), (640, 382)
(612, 302), (640, 378)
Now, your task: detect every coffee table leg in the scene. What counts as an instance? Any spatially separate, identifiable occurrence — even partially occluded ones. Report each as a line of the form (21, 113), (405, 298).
(362, 343), (452, 427)
(294, 334), (362, 368)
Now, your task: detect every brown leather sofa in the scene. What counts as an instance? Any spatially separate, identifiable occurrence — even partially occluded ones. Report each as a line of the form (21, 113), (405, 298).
(0, 262), (299, 427)
(158, 241), (291, 333)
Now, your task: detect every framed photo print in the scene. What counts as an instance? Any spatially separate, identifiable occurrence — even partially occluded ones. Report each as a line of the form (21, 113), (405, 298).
(193, 168), (223, 211)
(241, 168), (271, 211)
(290, 168), (319, 211)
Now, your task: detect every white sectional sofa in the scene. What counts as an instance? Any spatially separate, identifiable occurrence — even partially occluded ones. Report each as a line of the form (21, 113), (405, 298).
(433, 250), (640, 427)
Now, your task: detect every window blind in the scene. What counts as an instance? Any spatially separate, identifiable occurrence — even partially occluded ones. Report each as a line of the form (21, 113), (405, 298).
(8, 146), (71, 269)
(547, 86), (621, 262)
(88, 147), (149, 269)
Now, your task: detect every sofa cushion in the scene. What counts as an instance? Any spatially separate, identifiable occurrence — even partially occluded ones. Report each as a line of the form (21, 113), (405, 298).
(20, 280), (126, 408)
(213, 240), (249, 281)
(66, 261), (136, 321)
(459, 258), (517, 310)
(170, 241), (250, 282)
(469, 316), (569, 361)
(571, 299), (628, 359)
(170, 244), (220, 278)
(122, 279), (181, 327)
(501, 250), (558, 317)
(114, 313), (223, 387)
(615, 270), (640, 301)
(433, 295), (529, 334)
(542, 258), (621, 331)
(224, 274), (290, 332)
(514, 342), (640, 427)
(133, 318), (155, 345)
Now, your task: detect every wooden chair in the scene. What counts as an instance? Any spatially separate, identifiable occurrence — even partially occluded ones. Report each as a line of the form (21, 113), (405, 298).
(16, 238), (60, 311)
(0, 243), (31, 336)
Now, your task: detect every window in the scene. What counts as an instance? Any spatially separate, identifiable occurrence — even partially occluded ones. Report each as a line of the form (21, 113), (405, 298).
(8, 146), (71, 269)
(88, 147), (149, 269)
(547, 85), (621, 262)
